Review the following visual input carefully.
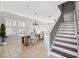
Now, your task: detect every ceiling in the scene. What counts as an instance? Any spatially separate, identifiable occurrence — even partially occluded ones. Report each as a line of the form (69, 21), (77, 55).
(0, 1), (66, 23)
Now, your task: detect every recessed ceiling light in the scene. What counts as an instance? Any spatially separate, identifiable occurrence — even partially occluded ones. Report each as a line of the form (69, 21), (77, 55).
(48, 16), (52, 17)
(26, 4), (30, 8)
(34, 12), (37, 15)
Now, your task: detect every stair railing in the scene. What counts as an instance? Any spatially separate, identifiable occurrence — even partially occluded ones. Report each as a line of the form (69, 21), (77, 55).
(46, 14), (63, 55)
(74, 4), (79, 57)
(73, 10), (77, 37)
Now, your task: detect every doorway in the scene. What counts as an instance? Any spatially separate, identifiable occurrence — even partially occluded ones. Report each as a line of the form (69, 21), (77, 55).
(63, 2), (75, 22)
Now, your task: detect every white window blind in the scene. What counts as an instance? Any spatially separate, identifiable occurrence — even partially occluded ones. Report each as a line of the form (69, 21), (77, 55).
(5, 18), (26, 36)
(18, 21), (25, 36)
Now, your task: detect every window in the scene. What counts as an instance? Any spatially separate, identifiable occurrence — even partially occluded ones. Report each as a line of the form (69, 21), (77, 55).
(5, 18), (17, 35)
(18, 21), (25, 36)
(5, 18), (26, 36)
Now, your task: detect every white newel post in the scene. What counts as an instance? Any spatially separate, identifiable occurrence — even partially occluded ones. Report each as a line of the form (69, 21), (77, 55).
(44, 34), (51, 56)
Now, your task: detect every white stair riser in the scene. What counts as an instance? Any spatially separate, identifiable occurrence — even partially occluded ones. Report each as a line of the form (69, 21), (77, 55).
(51, 21), (77, 58)
(58, 31), (74, 33)
(61, 26), (74, 28)
(53, 46), (77, 56)
(57, 34), (76, 38)
(55, 41), (77, 49)
(51, 51), (66, 58)
(62, 24), (74, 25)
(61, 27), (74, 29)
(59, 29), (74, 31)
(56, 37), (77, 43)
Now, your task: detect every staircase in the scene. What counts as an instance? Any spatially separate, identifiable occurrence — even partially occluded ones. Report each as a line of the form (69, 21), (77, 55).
(51, 21), (78, 58)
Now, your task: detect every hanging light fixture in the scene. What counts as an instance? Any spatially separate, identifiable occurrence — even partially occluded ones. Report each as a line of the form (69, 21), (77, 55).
(33, 12), (39, 26)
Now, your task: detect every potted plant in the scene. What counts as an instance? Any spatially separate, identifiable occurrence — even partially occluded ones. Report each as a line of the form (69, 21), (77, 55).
(0, 24), (7, 46)
(0, 28), (1, 36)
(0, 28), (2, 46)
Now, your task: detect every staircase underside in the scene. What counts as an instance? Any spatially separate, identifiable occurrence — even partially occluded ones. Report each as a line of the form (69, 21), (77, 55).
(51, 21), (78, 58)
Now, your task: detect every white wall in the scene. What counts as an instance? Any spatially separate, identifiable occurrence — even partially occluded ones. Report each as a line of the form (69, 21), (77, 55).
(0, 12), (1, 43)
(64, 2), (74, 22)
(0, 13), (22, 42)
(0, 1), (65, 46)
(75, 1), (79, 33)
(0, 11), (50, 42)
(0, 0), (2, 25)
(0, 12), (1, 26)
(1, 1), (65, 23)
(0, 1), (1, 12)
(25, 19), (50, 35)
(0, 1), (2, 42)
